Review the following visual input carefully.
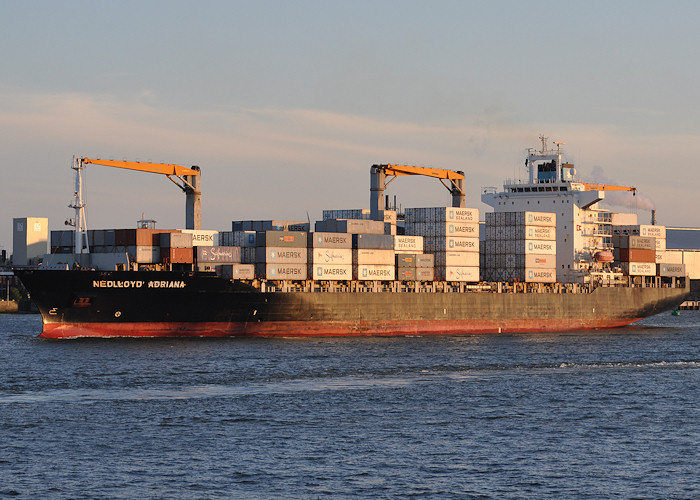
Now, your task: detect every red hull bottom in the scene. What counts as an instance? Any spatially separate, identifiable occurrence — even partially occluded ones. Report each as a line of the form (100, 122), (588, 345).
(39, 318), (642, 339)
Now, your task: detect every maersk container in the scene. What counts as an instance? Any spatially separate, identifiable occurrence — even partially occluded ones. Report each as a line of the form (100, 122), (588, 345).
(397, 268), (435, 281)
(160, 232), (192, 249)
(353, 249), (395, 266)
(310, 264), (352, 280)
(519, 212), (556, 227)
(255, 246), (307, 264)
(404, 207), (479, 223)
(353, 264), (395, 281)
(516, 226), (556, 241)
(394, 235), (423, 252)
(613, 235), (656, 251)
(435, 266), (480, 282)
(352, 234), (394, 250)
(197, 246), (241, 264)
(657, 263), (686, 277)
(256, 263), (307, 280)
(622, 262), (656, 276)
(433, 251), (480, 267)
(424, 237), (479, 253)
(181, 230), (218, 246)
(308, 248), (353, 265)
(217, 263), (255, 280)
(256, 231), (307, 248)
(521, 268), (557, 283)
(513, 240), (556, 255)
(309, 232), (352, 249)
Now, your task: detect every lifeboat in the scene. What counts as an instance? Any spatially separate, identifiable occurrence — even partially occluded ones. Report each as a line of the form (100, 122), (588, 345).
(594, 250), (614, 263)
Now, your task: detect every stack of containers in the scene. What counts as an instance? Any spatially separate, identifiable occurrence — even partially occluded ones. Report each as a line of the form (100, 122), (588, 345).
(160, 231), (193, 264)
(404, 207), (480, 282)
(315, 219), (385, 234)
(396, 254), (435, 281)
(612, 233), (656, 277)
(308, 232), (353, 280)
(612, 224), (667, 264)
(233, 220), (309, 232)
(255, 231), (307, 280)
(352, 234), (395, 281)
(482, 211), (556, 282)
(196, 246), (254, 278)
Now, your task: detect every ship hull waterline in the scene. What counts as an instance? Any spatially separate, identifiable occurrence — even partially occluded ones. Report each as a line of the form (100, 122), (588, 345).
(16, 270), (689, 339)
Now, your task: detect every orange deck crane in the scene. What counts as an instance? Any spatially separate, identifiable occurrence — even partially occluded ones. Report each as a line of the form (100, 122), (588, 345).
(370, 164), (465, 220)
(581, 182), (637, 193)
(78, 158), (202, 230)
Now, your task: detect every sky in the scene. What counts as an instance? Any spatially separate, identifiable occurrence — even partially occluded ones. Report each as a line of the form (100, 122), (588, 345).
(2, 0), (700, 253)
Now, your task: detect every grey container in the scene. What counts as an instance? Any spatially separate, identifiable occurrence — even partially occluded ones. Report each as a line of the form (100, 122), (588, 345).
(352, 234), (394, 250)
(255, 246), (307, 264)
(160, 232), (193, 249)
(397, 268), (435, 281)
(256, 263), (307, 280)
(256, 231), (307, 248)
(197, 246), (241, 263)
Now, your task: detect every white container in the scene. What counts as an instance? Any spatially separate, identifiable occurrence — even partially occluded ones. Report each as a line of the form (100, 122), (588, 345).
(435, 266), (480, 282)
(522, 268), (557, 283)
(309, 232), (353, 249)
(393, 235), (423, 252)
(353, 264), (395, 281)
(255, 247), (307, 264)
(256, 263), (307, 280)
(181, 229), (218, 246)
(216, 263), (255, 279)
(513, 240), (557, 255)
(514, 226), (557, 241)
(433, 251), (480, 267)
(353, 249), (395, 265)
(310, 264), (352, 280)
(519, 211), (556, 227)
(309, 248), (352, 265)
(622, 262), (656, 276)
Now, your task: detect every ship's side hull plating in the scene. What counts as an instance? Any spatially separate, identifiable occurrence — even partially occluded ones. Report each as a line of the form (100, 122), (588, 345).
(16, 270), (689, 339)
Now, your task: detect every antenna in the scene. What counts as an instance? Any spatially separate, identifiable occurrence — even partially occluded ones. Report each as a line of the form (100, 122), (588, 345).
(553, 141), (566, 154)
(539, 134), (548, 154)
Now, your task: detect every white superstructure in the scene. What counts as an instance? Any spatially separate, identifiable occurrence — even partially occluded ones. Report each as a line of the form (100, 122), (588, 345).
(482, 137), (635, 283)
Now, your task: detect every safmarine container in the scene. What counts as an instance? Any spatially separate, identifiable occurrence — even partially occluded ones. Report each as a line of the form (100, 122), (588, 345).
(435, 266), (480, 282)
(309, 248), (353, 265)
(197, 246), (241, 263)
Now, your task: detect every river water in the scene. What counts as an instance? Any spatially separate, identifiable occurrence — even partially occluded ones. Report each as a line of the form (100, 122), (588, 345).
(1, 313), (698, 498)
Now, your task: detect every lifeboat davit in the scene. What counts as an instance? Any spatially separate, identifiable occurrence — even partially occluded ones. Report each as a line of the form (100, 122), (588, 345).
(595, 250), (614, 263)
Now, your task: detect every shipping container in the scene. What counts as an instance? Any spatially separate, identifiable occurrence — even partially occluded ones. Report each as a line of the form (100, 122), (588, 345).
(241, 247), (256, 263)
(181, 229), (218, 246)
(353, 249), (395, 266)
(256, 263), (307, 280)
(216, 263), (255, 280)
(134, 246), (160, 264)
(613, 235), (656, 250)
(256, 231), (307, 248)
(255, 246), (307, 264)
(519, 211), (557, 227)
(621, 262), (656, 276)
(616, 224), (667, 239)
(160, 232), (192, 249)
(353, 264), (395, 281)
(616, 248), (656, 263)
(308, 232), (353, 249)
(424, 237), (479, 253)
(310, 264), (352, 280)
(521, 268), (557, 283)
(322, 209), (370, 220)
(396, 254), (434, 268)
(196, 246), (241, 263)
(160, 247), (194, 264)
(515, 226), (557, 241)
(393, 235), (424, 252)
(404, 207), (479, 223)
(352, 234), (394, 250)
(435, 266), (480, 282)
(513, 240), (557, 255)
(397, 268), (435, 281)
(433, 251), (480, 267)
(232, 231), (256, 247)
(309, 248), (353, 265)
(657, 263), (686, 277)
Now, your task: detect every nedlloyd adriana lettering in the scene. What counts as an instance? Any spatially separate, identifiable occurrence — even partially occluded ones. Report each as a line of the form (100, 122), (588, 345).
(92, 280), (187, 289)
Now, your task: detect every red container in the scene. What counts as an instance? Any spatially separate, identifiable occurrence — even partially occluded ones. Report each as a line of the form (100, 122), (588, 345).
(160, 247), (194, 264)
(619, 248), (655, 263)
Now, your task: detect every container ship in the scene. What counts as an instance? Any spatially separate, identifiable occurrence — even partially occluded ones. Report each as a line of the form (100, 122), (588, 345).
(15, 138), (689, 338)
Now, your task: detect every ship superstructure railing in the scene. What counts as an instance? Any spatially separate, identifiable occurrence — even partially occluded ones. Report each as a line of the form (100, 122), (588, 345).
(248, 276), (684, 294)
